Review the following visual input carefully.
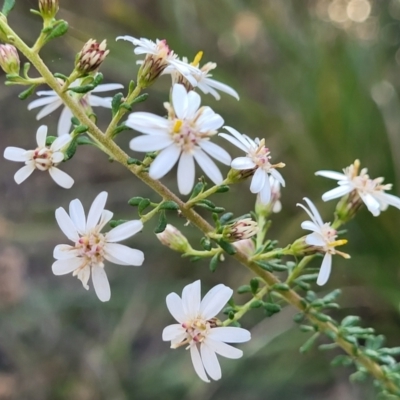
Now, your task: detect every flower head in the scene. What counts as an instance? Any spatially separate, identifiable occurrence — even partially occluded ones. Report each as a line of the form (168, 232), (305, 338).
(297, 198), (350, 286)
(126, 83), (231, 195)
(162, 280), (251, 382)
(75, 39), (109, 74)
(3, 125), (73, 188)
(163, 51), (239, 101)
(27, 78), (123, 136)
(39, 0), (59, 19)
(316, 160), (400, 217)
(222, 218), (258, 242)
(0, 44), (20, 75)
(219, 126), (285, 204)
(116, 36), (198, 88)
(52, 192), (144, 302)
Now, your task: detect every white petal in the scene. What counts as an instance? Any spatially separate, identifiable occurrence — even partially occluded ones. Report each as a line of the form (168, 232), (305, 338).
(200, 343), (221, 381)
(208, 327), (251, 343)
(162, 324), (185, 341)
(14, 165), (35, 184)
(52, 134), (71, 151)
(321, 185), (353, 202)
(224, 126), (254, 149)
(200, 284), (233, 320)
(258, 175), (271, 204)
(130, 135), (173, 152)
(177, 152), (195, 195)
(182, 280), (201, 318)
(317, 253), (332, 286)
(91, 83), (124, 93)
(172, 84), (188, 119)
(315, 170), (347, 180)
(126, 112), (170, 135)
(250, 168), (266, 194)
(52, 257), (83, 275)
(190, 345), (209, 383)
(202, 78), (239, 100)
(198, 141), (231, 165)
(49, 167), (74, 189)
(106, 220), (143, 242)
(270, 169), (285, 187)
(69, 199), (86, 234)
(104, 243), (144, 266)
(92, 266), (111, 302)
(231, 156), (256, 170)
(53, 244), (81, 260)
(86, 191), (108, 230)
(149, 145), (181, 180)
(219, 133), (249, 153)
(4, 147), (28, 162)
(197, 112), (224, 131)
(51, 152), (64, 163)
(303, 198), (324, 227)
(35, 100), (62, 120)
(36, 125), (48, 147)
(27, 95), (57, 110)
(57, 107), (73, 136)
(193, 148), (223, 186)
(375, 192), (400, 210)
(305, 232), (326, 247)
(204, 337), (243, 359)
(360, 193), (380, 214)
(300, 221), (320, 233)
(55, 207), (80, 242)
(186, 90), (201, 117)
(88, 95), (112, 108)
(166, 292), (186, 323)
(97, 210), (114, 231)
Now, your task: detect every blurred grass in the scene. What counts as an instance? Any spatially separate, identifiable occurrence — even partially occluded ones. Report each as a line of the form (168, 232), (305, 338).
(0, 0), (400, 399)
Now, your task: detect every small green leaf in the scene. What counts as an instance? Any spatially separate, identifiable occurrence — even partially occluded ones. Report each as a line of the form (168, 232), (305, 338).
(217, 239), (236, 255)
(64, 138), (78, 160)
(111, 93), (123, 116)
(45, 136), (57, 146)
(45, 20), (68, 41)
(197, 199), (216, 208)
(312, 312), (332, 323)
(159, 201), (179, 210)
(200, 237), (212, 251)
(322, 289), (342, 303)
(68, 84), (95, 94)
(189, 182), (205, 199)
(331, 355), (353, 367)
(255, 261), (273, 272)
(74, 125), (88, 134)
(212, 206), (225, 213)
(128, 196), (144, 206)
(18, 85), (36, 100)
(293, 279), (310, 291)
(93, 73), (103, 86)
(219, 212), (234, 225)
(76, 136), (94, 146)
(109, 219), (129, 228)
(209, 253), (219, 272)
(319, 343), (338, 351)
(250, 300), (263, 309)
(2, 0), (15, 16)
(299, 325), (315, 333)
(228, 311), (235, 320)
(237, 285), (252, 294)
(216, 185), (230, 193)
(138, 198), (151, 214)
(112, 124), (131, 137)
(130, 93), (149, 105)
(271, 283), (290, 291)
(71, 117), (80, 126)
(127, 158), (142, 165)
(341, 315), (361, 327)
(296, 273), (319, 282)
(54, 72), (68, 81)
(128, 80), (135, 94)
(350, 370), (368, 383)
(293, 313), (305, 323)
(300, 333), (320, 353)
(190, 256), (202, 262)
(250, 278), (259, 294)
(154, 211), (167, 234)
(264, 303), (281, 315)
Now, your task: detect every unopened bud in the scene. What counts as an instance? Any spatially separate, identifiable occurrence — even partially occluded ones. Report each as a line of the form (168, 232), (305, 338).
(0, 44), (20, 75)
(233, 239), (255, 258)
(156, 224), (191, 253)
(137, 39), (171, 88)
(222, 218), (259, 242)
(75, 39), (109, 74)
(255, 176), (282, 216)
(39, 0), (59, 20)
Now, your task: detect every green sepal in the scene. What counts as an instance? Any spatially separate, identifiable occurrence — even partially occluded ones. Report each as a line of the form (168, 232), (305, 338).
(2, 0), (15, 16)
(138, 198), (151, 214)
(216, 185), (230, 193)
(299, 332), (320, 353)
(128, 196), (144, 206)
(130, 93), (149, 105)
(45, 136), (57, 146)
(109, 219), (129, 228)
(159, 201), (179, 211)
(54, 72), (68, 81)
(154, 210), (167, 234)
(127, 158), (142, 165)
(44, 20), (68, 42)
(18, 85), (36, 100)
(237, 285), (252, 294)
(209, 253), (219, 272)
(250, 300), (263, 309)
(111, 93), (123, 116)
(250, 278), (259, 294)
(200, 237), (212, 251)
(216, 239), (236, 255)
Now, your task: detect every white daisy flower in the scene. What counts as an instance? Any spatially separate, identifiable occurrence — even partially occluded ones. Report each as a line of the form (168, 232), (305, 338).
(162, 280), (251, 382)
(27, 79), (123, 136)
(116, 36), (198, 87)
(316, 160), (400, 217)
(126, 83), (231, 195)
(52, 191), (144, 302)
(297, 198), (350, 286)
(163, 51), (239, 101)
(3, 125), (74, 189)
(219, 126), (285, 204)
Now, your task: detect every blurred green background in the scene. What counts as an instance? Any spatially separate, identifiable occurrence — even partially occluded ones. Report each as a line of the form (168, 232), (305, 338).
(1, 0), (400, 399)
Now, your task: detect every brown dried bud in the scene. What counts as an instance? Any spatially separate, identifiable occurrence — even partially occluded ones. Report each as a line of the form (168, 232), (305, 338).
(0, 44), (20, 75)
(39, 0), (59, 19)
(75, 39), (109, 74)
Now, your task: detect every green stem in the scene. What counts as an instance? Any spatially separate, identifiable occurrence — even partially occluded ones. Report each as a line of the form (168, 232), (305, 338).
(3, 19), (398, 396)
(184, 248), (221, 258)
(185, 179), (230, 207)
(286, 255), (315, 285)
(252, 246), (292, 261)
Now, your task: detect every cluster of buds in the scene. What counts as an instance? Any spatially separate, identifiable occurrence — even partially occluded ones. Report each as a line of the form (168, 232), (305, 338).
(222, 218), (259, 242)
(0, 44), (20, 75)
(75, 39), (109, 74)
(39, 0), (59, 20)
(156, 224), (192, 254)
